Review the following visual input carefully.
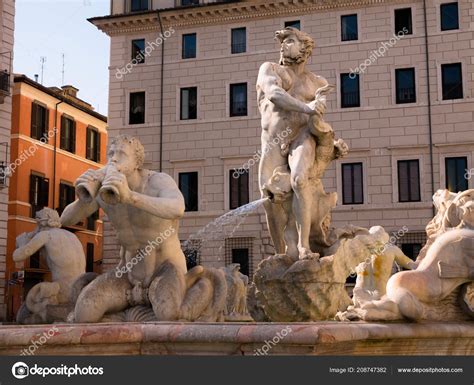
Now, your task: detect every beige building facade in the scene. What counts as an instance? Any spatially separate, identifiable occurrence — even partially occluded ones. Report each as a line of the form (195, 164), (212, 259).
(91, 0), (474, 276)
(0, 0), (14, 319)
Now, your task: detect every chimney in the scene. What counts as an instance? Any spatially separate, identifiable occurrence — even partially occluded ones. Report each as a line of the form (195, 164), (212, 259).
(34, 74), (39, 82)
(61, 85), (79, 98)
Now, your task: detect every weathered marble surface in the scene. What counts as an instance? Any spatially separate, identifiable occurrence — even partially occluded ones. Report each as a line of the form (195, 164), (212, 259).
(250, 226), (397, 321)
(257, 27), (348, 261)
(61, 135), (249, 323)
(338, 189), (474, 322)
(1, 322), (473, 355)
(13, 209), (86, 324)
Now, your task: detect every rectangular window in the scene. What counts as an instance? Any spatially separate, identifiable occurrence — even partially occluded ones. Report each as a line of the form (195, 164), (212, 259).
(441, 63), (463, 100)
(232, 248), (249, 277)
(231, 27), (246, 54)
(29, 251), (40, 269)
(29, 173), (49, 217)
(182, 33), (196, 59)
(401, 243), (422, 260)
(229, 169), (249, 210)
(86, 243), (94, 273)
(445, 156), (468, 192)
(396, 68), (416, 104)
(284, 20), (301, 30)
(58, 182), (75, 215)
(342, 163), (363, 204)
(441, 2), (459, 31)
(179, 172), (198, 212)
(31, 102), (48, 141)
(230, 83), (247, 117)
(87, 210), (99, 231)
(129, 91), (145, 124)
(130, 0), (148, 12)
(131, 39), (145, 64)
(86, 127), (100, 162)
(181, 0), (199, 5)
(341, 14), (358, 41)
(180, 87), (197, 120)
(340, 73), (360, 108)
(398, 159), (421, 202)
(60, 116), (76, 153)
(395, 8), (413, 35)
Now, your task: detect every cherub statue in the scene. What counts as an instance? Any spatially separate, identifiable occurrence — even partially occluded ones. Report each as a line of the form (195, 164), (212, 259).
(13, 208), (86, 324)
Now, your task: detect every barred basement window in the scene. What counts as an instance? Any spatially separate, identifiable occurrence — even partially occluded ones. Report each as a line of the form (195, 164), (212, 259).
(225, 237), (253, 278)
(393, 231), (427, 261)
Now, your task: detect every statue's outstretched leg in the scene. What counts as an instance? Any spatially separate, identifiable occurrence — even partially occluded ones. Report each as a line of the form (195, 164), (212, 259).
(74, 270), (131, 323)
(289, 131), (318, 260)
(148, 261), (186, 321)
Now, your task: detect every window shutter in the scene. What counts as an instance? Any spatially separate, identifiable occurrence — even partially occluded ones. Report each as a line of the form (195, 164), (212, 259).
(60, 116), (66, 149)
(41, 177), (49, 208)
(86, 127), (92, 160)
(31, 103), (38, 139)
(29, 174), (37, 208)
(59, 183), (65, 212)
(43, 108), (49, 140)
(72, 121), (76, 154)
(96, 131), (101, 162)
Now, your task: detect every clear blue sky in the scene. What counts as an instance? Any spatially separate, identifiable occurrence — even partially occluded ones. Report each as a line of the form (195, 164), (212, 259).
(14, 0), (110, 116)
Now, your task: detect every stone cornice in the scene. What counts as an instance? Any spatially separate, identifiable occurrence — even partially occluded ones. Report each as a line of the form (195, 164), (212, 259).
(89, 0), (417, 35)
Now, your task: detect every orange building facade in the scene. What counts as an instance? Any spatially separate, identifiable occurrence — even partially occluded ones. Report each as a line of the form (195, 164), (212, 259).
(6, 75), (107, 320)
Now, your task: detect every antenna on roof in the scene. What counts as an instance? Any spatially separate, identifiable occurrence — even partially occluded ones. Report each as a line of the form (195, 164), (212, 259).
(40, 56), (47, 85)
(61, 53), (65, 85)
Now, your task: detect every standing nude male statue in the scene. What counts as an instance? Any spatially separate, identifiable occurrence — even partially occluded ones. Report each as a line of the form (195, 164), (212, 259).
(257, 27), (347, 260)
